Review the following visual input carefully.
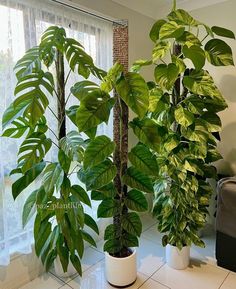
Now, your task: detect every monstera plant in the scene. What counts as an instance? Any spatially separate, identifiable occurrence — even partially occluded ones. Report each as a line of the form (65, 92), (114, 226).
(132, 0), (235, 269)
(2, 25), (154, 283)
(2, 26), (108, 275)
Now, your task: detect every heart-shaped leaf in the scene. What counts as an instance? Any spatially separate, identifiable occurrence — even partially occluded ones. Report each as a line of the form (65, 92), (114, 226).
(122, 166), (154, 194)
(116, 72), (149, 118)
(159, 21), (185, 40)
(83, 135), (115, 169)
(152, 41), (171, 62)
(205, 39), (234, 66)
(155, 63), (179, 90)
(183, 45), (205, 71)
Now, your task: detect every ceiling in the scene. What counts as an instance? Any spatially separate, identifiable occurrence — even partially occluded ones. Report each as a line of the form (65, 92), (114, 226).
(111, 0), (229, 19)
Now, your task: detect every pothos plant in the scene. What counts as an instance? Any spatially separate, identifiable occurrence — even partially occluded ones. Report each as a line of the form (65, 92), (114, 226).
(132, 0), (235, 250)
(2, 26), (110, 275)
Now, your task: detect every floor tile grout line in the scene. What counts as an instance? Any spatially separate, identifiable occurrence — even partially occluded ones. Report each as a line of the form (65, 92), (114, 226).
(58, 282), (74, 289)
(49, 271), (69, 284)
(65, 256), (105, 285)
(138, 263), (170, 289)
(218, 271), (231, 289)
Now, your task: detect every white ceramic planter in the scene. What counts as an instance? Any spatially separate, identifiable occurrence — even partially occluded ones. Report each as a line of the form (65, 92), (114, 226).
(54, 257), (77, 278)
(105, 249), (137, 287)
(166, 244), (190, 270)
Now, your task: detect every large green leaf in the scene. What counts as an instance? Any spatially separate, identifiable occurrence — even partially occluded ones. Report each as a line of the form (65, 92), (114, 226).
(201, 112), (222, 132)
(168, 9), (200, 26)
(76, 97), (115, 132)
(71, 185), (91, 207)
(205, 39), (234, 66)
(116, 72), (149, 118)
(125, 189), (148, 212)
(14, 46), (41, 80)
(122, 166), (154, 194)
(183, 45), (205, 71)
(60, 131), (84, 161)
(84, 213), (99, 234)
(40, 26), (66, 67)
(64, 38), (105, 79)
(58, 149), (71, 174)
(42, 163), (64, 193)
(103, 239), (122, 254)
(152, 41), (171, 62)
(83, 135), (115, 169)
(81, 159), (117, 190)
(155, 63), (179, 91)
(122, 232), (139, 248)
(148, 87), (164, 112)
(18, 132), (52, 173)
(183, 70), (227, 104)
(70, 254), (82, 276)
(212, 26), (235, 39)
(129, 117), (167, 152)
(22, 189), (38, 227)
(128, 144), (159, 176)
(122, 212), (142, 237)
(34, 215), (52, 256)
(2, 116), (31, 138)
(2, 115), (47, 138)
(164, 134), (179, 152)
(81, 230), (97, 247)
(14, 70), (54, 125)
(159, 21), (185, 40)
(57, 243), (69, 273)
(71, 80), (100, 101)
(97, 199), (118, 218)
(149, 19), (167, 42)
(101, 62), (123, 93)
(2, 101), (31, 130)
(174, 106), (194, 127)
(176, 31), (201, 47)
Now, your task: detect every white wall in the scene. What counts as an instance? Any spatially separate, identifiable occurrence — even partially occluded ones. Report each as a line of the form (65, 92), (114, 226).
(190, 0), (236, 175)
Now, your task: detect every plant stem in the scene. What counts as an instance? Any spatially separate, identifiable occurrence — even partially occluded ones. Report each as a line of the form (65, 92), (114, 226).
(48, 106), (59, 121)
(113, 88), (129, 255)
(56, 50), (66, 141)
(48, 127), (59, 140)
(65, 69), (72, 86)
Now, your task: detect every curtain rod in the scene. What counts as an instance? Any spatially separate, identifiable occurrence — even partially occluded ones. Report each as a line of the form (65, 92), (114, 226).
(50, 0), (123, 25)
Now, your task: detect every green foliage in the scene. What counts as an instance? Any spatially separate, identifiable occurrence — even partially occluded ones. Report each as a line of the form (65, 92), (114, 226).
(122, 167), (154, 194)
(2, 26), (105, 275)
(134, 3), (234, 250)
(83, 135), (115, 169)
(116, 72), (149, 118)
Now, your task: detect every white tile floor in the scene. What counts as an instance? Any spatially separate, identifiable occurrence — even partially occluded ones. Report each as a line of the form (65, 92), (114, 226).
(19, 215), (235, 289)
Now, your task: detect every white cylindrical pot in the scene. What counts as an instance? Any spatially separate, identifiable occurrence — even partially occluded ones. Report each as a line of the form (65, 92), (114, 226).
(54, 257), (77, 278)
(105, 249), (137, 287)
(166, 244), (190, 270)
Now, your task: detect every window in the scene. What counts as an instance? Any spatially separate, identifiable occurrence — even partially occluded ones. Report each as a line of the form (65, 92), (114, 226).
(0, 0), (113, 265)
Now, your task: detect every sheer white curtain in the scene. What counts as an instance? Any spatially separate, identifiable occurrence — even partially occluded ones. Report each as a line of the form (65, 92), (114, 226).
(0, 0), (113, 266)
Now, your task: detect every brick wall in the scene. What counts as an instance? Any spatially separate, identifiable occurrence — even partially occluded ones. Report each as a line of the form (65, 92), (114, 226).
(113, 20), (128, 72)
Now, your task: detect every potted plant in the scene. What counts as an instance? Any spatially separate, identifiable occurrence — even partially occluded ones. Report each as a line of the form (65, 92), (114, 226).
(78, 62), (157, 286)
(132, 0), (235, 269)
(2, 26), (106, 276)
